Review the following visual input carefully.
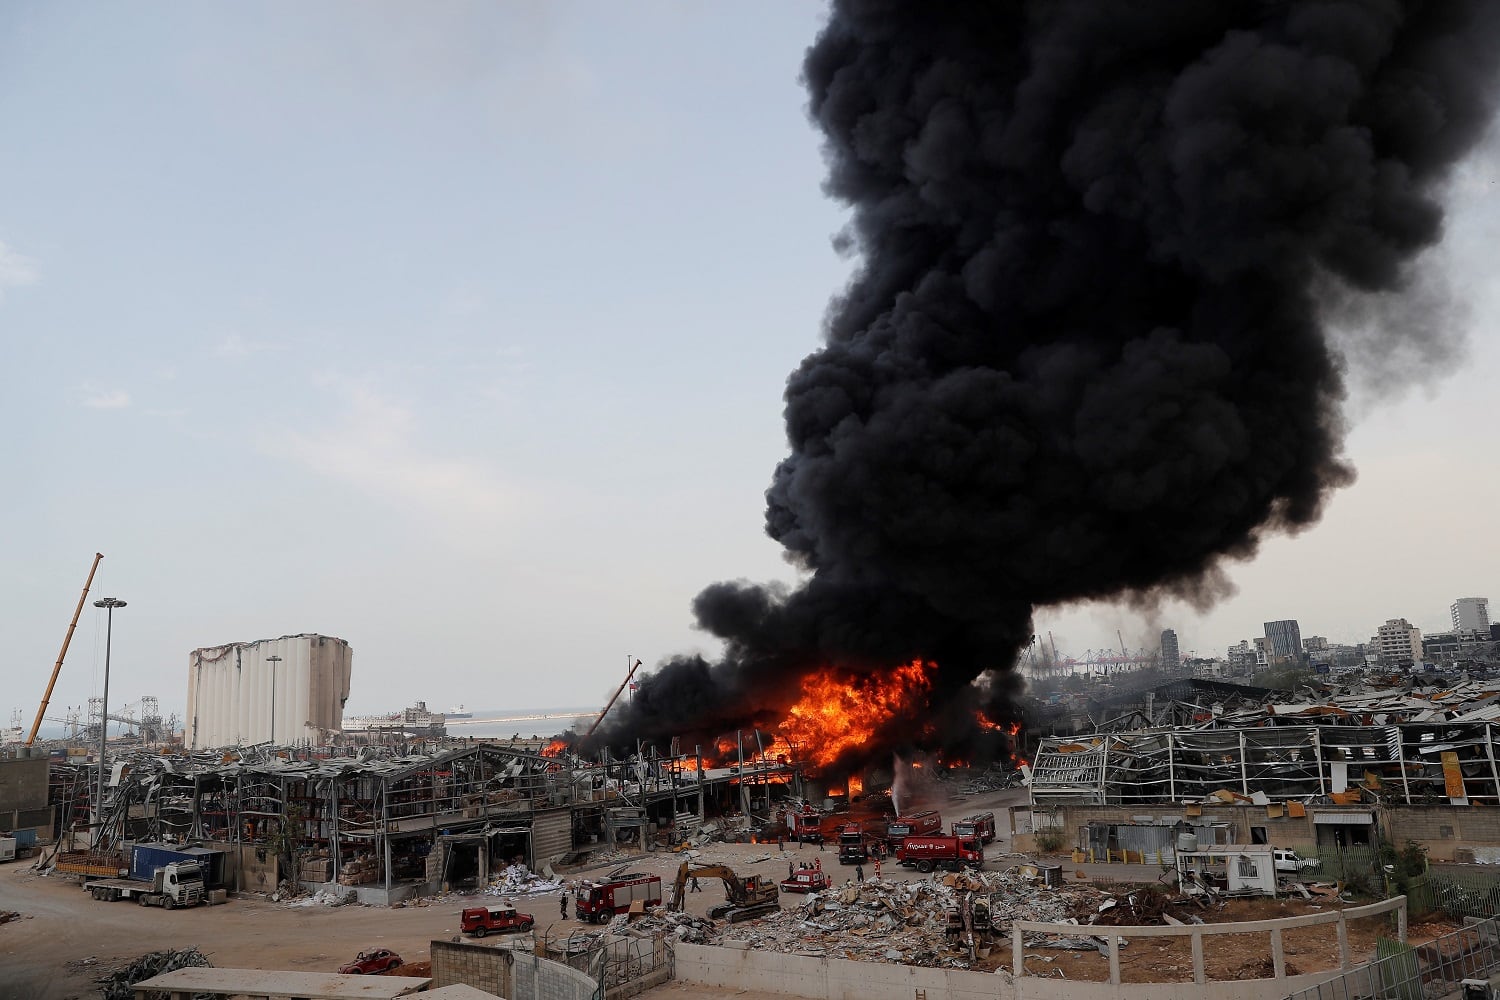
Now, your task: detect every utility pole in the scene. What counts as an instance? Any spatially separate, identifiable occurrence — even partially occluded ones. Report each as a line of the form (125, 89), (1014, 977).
(266, 655), (282, 745)
(93, 597), (127, 845)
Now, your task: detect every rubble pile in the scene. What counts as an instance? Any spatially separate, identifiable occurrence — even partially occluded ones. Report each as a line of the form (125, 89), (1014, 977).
(0, 910), (23, 924)
(711, 870), (1105, 969)
(959, 765), (1023, 795)
(626, 909), (717, 944)
(97, 947), (211, 1000)
(484, 863), (561, 897)
(284, 888), (359, 908)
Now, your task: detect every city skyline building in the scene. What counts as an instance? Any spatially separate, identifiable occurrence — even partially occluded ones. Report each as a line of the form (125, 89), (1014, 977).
(1373, 618), (1423, 668)
(1452, 597), (1491, 637)
(1161, 629), (1180, 668)
(1264, 619), (1303, 662)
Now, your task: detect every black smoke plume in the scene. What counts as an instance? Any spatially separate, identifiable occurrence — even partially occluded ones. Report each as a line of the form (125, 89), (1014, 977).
(589, 1), (1500, 770)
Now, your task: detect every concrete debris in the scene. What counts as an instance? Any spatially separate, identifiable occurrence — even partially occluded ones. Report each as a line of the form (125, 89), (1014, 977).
(0, 911), (25, 924)
(484, 863), (562, 897)
(624, 910), (717, 944)
(708, 869), (1100, 970)
(97, 947), (211, 1000)
(285, 888), (359, 908)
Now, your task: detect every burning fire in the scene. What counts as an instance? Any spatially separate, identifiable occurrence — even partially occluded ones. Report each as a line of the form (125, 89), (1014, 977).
(541, 739), (568, 758)
(777, 660), (936, 769)
(847, 775), (863, 797)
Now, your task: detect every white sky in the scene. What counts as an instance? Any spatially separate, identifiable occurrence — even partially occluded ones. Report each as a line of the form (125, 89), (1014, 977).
(2, 3), (1498, 726)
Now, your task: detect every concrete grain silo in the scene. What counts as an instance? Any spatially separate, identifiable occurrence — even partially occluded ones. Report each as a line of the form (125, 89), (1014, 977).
(186, 634), (352, 749)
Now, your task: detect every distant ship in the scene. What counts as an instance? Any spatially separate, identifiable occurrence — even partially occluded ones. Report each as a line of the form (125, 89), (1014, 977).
(447, 704), (473, 719)
(343, 701), (447, 733)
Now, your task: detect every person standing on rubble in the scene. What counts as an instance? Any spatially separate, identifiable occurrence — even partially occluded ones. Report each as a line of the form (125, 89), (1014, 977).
(690, 876), (702, 892)
(855, 864), (864, 882)
(873, 858), (881, 881)
(560, 894), (568, 919)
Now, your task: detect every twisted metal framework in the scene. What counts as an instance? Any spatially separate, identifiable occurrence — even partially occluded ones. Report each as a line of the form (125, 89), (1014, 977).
(1030, 721), (1500, 806)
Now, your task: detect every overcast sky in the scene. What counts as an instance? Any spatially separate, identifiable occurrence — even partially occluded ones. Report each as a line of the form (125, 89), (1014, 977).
(3, 3), (1498, 728)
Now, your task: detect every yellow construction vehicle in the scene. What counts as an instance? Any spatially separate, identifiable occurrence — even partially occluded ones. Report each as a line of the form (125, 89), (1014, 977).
(670, 861), (780, 923)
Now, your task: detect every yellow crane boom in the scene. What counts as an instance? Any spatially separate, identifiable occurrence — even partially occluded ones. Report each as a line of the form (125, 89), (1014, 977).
(27, 552), (103, 745)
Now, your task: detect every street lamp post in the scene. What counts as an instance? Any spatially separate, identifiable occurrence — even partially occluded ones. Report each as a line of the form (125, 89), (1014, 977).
(266, 655), (282, 745)
(92, 597), (126, 842)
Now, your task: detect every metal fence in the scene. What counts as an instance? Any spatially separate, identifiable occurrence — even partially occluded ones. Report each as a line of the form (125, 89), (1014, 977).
(536, 921), (675, 999)
(1406, 872), (1500, 922)
(1283, 917), (1500, 1000)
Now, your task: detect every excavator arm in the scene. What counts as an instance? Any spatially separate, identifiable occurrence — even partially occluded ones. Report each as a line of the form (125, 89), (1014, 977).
(672, 862), (770, 912)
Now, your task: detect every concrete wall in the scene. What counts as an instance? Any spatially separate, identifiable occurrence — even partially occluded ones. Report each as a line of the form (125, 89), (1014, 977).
(675, 944), (1361, 1000)
(237, 844), (279, 893)
(431, 939), (512, 996)
(0, 756), (50, 838)
(673, 897), (1407, 1000)
(1383, 805), (1500, 861)
(674, 943), (1009, 1000)
(431, 939), (597, 1000)
(1045, 801), (1500, 862)
(1043, 803), (1320, 848)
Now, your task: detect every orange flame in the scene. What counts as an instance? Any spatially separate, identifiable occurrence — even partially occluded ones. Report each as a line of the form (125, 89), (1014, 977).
(848, 775), (864, 797)
(778, 661), (935, 769)
(541, 739), (568, 758)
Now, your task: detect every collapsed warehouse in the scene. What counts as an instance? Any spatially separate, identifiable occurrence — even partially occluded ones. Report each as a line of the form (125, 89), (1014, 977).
(1028, 678), (1500, 864)
(39, 741), (806, 903)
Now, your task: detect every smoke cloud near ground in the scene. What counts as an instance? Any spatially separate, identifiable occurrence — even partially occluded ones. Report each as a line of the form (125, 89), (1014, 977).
(588, 1), (1500, 770)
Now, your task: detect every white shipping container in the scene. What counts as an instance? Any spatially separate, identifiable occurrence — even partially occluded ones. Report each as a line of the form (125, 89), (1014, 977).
(186, 634), (352, 749)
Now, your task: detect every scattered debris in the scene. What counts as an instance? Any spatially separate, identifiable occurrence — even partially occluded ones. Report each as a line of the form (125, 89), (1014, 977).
(97, 948), (211, 1000)
(484, 863), (562, 897)
(285, 888), (359, 908)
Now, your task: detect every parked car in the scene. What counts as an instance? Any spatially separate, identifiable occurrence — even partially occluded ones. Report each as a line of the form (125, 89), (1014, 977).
(338, 948), (403, 974)
(779, 869), (833, 894)
(1273, 849), (1321, 874)
(461, 904), (536, 937)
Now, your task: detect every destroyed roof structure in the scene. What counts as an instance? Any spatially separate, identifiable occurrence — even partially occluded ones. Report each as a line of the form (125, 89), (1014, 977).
(1030, 720), (1500, 807)
(43, 736), (811, 905)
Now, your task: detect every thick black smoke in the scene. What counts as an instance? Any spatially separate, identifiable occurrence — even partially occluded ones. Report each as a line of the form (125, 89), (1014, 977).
(591, 1), (1500, 768)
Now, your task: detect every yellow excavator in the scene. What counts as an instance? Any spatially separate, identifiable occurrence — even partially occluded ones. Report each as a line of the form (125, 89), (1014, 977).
(670, 861), (780, 923)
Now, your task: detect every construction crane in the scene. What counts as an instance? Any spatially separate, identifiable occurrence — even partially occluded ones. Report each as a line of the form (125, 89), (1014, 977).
(28, 553), (104, 745)
(669, 861), (780, 922)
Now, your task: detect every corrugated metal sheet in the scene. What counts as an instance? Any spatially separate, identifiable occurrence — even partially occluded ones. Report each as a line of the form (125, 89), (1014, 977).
(185, 634), (352, 749)
(531, 806), (572, 865)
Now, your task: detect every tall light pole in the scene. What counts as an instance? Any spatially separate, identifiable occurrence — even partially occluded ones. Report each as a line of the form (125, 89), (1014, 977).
(266, 654), (282, 745)
(93, 597), (126, 842)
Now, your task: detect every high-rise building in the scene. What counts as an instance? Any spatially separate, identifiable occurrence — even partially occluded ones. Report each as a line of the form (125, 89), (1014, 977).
(1160, 629), (1180, 667)
(1263, 620), (1302, 661)
(1372, 618), (1423, 667)
(1451, 597), (1491, 637)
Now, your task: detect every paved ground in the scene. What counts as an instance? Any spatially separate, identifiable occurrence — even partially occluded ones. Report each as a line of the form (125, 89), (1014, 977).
(0, 785), (1051, 999)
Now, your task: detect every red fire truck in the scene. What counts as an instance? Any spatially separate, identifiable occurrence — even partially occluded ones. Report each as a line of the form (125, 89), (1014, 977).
(886, 810), (942, 846)
(896, 835), (984, 873)
(951, 812), (997, 844)
(574, 873), (663, 923)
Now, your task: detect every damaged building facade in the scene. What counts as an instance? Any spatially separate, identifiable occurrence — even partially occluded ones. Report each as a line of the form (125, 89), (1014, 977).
(47, 739), (802, 904)
(1029, 678), (1500, 865)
